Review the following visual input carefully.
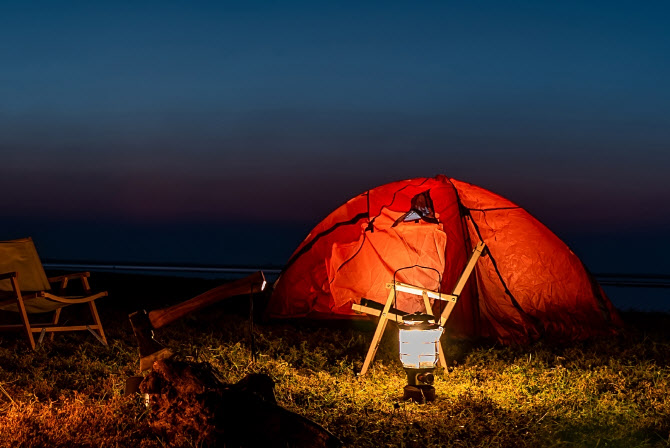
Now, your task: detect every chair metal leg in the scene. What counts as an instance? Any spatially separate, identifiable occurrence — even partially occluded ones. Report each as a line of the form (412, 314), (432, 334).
(86, 325), (107, 345)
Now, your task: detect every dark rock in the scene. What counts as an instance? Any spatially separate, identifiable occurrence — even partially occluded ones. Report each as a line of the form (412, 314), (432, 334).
(140, 359), (342, 448)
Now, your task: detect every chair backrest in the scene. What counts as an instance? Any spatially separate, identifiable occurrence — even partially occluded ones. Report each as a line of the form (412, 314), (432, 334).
(0, 238), (52, 293)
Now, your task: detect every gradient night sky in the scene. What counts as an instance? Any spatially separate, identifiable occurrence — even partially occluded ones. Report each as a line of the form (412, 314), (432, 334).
(1, 1), (669, 281)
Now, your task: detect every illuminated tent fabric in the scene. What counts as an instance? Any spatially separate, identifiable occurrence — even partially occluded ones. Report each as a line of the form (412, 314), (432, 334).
(267, 175), (623, 344)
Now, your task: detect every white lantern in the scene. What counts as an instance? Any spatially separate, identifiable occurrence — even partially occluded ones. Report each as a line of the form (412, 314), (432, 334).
(398, 313), (442, 369)
(398, 312), (443, 402)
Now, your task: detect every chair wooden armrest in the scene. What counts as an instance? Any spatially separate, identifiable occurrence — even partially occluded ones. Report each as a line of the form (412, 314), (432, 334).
(48, 272), (93, 293)
(0, 272), (18, 281)
(48, 272), (91, 283)
(42, 291), (108, 304)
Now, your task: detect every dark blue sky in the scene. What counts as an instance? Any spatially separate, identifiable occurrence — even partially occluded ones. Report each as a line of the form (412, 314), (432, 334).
(1, 1), (669, 271)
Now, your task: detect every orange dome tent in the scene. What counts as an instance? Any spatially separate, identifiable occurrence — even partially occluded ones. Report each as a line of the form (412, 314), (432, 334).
(267, 175), (622, 344)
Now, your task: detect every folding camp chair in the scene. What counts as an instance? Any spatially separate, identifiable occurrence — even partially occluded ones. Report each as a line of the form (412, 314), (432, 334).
(0, 238), (108, 349)
(353, 240), (486, 375)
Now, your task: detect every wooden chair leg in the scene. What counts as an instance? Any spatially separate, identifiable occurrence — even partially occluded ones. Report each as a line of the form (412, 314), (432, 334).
(360, 288), (396, 376)
(422, 291), (447, 369)
(82, 276), (92, 294)
(88, 301), (108, 345)
(49, 308), (62, 342)
(11, 277), (36, 350)
(438, 241), (485, 327)
(16, 298), (36, 349)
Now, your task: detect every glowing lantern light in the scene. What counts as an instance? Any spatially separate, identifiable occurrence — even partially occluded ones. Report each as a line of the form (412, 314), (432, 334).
(398, 312), (443, 402)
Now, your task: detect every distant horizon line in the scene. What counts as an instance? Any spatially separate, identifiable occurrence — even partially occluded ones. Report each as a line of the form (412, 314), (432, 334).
(42, 261), (670, 288)
(43, 260), (283, 275)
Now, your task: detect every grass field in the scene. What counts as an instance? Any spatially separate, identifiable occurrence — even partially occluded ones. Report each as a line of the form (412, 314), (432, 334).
(1, 272), (669, 447)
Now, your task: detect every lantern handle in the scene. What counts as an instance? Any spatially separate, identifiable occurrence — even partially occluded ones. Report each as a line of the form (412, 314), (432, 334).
(391, 265), (442, 322)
